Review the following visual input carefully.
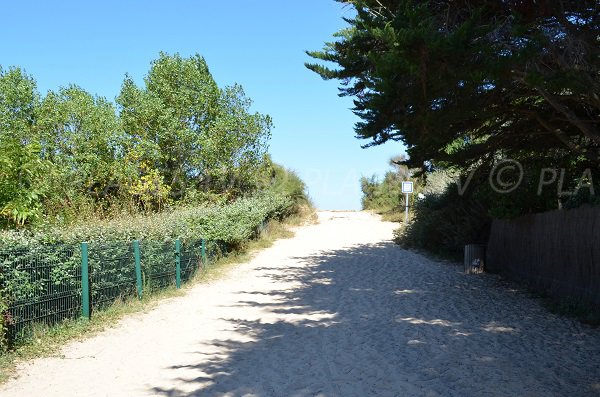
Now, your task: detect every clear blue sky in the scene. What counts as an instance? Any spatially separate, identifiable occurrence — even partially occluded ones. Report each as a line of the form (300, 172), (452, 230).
(1, 1), (404, 210)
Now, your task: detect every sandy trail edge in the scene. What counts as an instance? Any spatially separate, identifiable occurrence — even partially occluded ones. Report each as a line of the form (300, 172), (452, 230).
(1, 211), (599, 397)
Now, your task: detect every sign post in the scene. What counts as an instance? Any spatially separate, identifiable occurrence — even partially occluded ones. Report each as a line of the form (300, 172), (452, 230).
(401, 181), (413, 224)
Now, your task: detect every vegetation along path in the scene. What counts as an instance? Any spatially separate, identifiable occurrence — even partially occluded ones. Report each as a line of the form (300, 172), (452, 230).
(1, 212), (599, 396)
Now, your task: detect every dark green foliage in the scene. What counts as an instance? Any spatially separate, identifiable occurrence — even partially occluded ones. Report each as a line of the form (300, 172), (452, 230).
(0, 289), (9, 352)
(395, 182), (491, 258)
(0, 140), (50, 227)
(36, 85), (131, 220)
(395, 160), (599, 256)
(312, 1), (599, 257)
(307, 1), (600, 172)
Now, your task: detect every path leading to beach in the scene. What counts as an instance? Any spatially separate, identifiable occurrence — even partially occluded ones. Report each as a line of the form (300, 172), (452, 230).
(1, 211), (599, 396)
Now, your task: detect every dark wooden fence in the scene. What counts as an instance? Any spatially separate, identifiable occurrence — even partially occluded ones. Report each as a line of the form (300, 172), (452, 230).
(486, 206), (600, 308)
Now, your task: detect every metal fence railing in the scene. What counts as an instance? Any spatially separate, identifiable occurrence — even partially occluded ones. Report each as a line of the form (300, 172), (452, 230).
(0, 245), (81, 342)
(0, 238), (224, 345)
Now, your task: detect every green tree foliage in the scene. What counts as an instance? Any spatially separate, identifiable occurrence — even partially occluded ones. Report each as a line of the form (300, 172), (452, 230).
(201, 84), (272, 194)
(395, 182), (491, 259)
(0, 140), (49, 227)
(307, 0), (599, 171)
(311, 1), (599, 254)
(37, 85), (129, 213)
(0, 67), (49, 226)
(0, 66), (37, 137)
(360, 156), (415, 221)
(261, 159), (310, 208)
(117, 53), (272, 202)
(0, 52), (275, 228)
(360, 173), (403, 215)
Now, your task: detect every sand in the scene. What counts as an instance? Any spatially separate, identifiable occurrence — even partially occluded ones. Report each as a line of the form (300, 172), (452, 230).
(1, 211), (599, 396)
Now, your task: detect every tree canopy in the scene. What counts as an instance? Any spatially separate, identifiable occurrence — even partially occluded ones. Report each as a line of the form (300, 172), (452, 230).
(0, 53), (273, 227)
(307, 0), (600, 171)
(117, 53), (272, 203)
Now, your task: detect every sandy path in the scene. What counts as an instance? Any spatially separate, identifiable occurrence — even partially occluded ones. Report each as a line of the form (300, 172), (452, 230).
(1, 211), (599, 396)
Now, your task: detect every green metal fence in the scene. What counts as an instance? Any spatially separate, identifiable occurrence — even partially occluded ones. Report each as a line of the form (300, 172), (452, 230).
(0, 238), (224, 345)
(88, 241), (137, 311)
(0, 244), (82, 341)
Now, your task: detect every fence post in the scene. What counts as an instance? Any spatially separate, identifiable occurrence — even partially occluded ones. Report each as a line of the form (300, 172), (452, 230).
(81, 242), (90, 320)
(201, 239), (207, 267)
(133, 240), (143, 299)
(175, 239), (181, 289)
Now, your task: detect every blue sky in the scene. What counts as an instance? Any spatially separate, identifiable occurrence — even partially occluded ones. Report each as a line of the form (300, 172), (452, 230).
(1, 0), (403, 209)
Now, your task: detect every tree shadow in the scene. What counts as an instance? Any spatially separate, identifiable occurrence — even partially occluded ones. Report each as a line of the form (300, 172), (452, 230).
(150, 242), (600, 396)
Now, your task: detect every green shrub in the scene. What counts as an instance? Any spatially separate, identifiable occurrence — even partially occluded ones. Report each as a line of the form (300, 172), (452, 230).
(394, 162), (593, 258)
(395, 183), (491, 259)
(8, 193), (293, 246)
(0, 193), (295, 344)
(259, 161), (310, 209)
(0, 290), (8, 352)
(360, 173), (404, 216)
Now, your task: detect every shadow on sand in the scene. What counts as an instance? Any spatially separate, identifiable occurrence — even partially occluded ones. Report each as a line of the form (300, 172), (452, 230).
(150, 242), (600, 397)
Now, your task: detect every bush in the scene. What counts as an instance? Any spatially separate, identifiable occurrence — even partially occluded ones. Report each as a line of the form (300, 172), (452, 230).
(265, 164), (310, 209)
(0, 193), (295, 344)
(0, 290), (8, 352)
(0, 193), (289, 246)
(395, 183), (491, 259)
(360, 173), (404, 217)
(394, 162), (594, 258)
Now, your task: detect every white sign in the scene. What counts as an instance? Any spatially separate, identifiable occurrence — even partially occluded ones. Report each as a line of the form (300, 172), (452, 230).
(402, 181), (413, 194)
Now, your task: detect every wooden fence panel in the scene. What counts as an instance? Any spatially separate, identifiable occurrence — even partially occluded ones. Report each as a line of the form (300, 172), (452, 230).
(486, 206), (600, 307)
